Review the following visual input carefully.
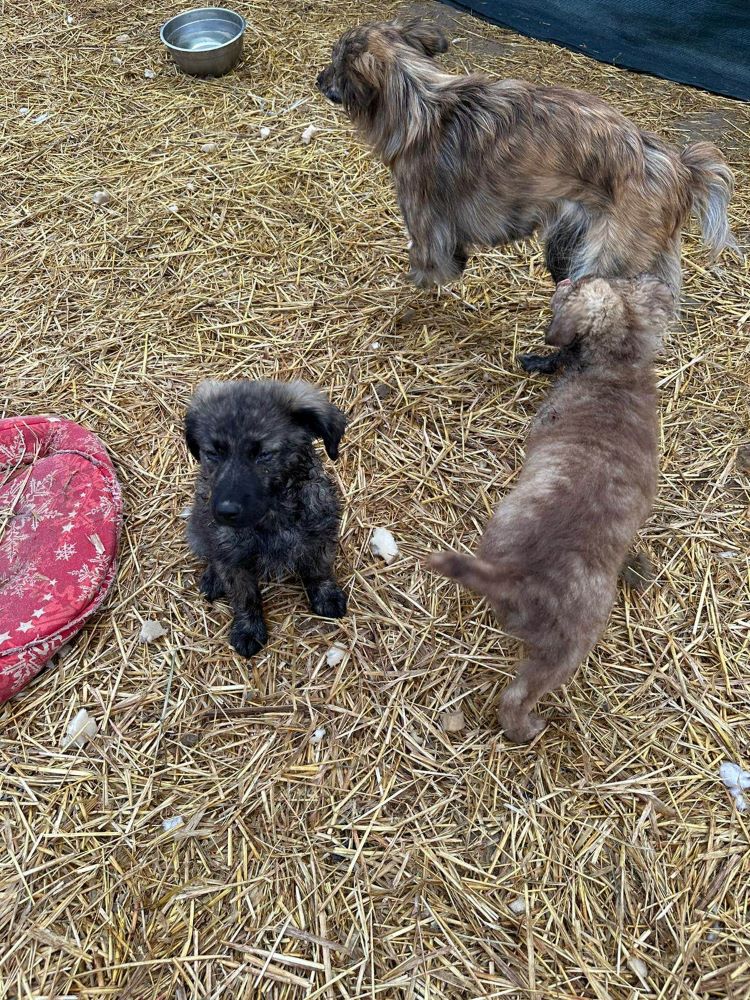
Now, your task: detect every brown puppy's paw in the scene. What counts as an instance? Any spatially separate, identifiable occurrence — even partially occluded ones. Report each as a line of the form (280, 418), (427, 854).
(230, 615), (267, 658)
(620, 551), (655, 592)
(200, 566), (225, 602)
(498, 709), (547, 744)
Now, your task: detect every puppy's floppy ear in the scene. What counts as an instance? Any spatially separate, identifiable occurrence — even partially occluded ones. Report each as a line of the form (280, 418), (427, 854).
(545, 310), (578, 347)
(284, 381), (347, 460)
(185, 410), (200, 460)
(185, 381), (221, 461)
(397, 18), (449, 56)
(546, 279), (625, 347)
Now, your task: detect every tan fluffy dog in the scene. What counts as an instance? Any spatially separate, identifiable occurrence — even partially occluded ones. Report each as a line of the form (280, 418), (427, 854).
(317, 20), (736, 297)
(429, 275), (671, 742)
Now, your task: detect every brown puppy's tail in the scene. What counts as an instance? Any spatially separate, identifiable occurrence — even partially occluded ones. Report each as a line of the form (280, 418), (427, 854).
(680, 141), (739, 259)
(428, 550), (502, 598)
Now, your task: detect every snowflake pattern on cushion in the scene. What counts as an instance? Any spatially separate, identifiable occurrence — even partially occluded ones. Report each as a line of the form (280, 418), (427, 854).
(0, 416), (123, 702)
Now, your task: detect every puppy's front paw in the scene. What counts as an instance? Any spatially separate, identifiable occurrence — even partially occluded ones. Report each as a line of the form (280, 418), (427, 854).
(409, 250), (464, 289)
(410, 262), (462, 289)
(200, 566), (225, 602)
(409, 267), (440, 289)
(230, 615), (268, 658)
(309, 581), (348, 619)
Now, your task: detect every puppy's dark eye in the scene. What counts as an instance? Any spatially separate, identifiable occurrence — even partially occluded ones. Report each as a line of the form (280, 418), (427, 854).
(256, 450), (275, 464)
(204, 442), (228, 463)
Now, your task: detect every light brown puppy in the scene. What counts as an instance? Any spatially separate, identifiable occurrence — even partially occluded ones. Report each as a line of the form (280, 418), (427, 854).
(316, 20), (736, 298)
(429, 276), (671, 742)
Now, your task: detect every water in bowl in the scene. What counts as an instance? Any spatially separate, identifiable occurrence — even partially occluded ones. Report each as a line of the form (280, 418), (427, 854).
(172, 18), (238, 51)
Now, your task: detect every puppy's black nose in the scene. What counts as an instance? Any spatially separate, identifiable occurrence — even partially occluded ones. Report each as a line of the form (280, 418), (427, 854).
(215, 500), (242, 524)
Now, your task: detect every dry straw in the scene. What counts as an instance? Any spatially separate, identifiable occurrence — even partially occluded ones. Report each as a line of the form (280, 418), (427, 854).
(1, 0), (749, 997)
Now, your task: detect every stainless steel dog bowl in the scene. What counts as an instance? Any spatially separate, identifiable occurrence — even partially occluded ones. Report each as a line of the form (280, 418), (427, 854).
(160, 7), (245, 77)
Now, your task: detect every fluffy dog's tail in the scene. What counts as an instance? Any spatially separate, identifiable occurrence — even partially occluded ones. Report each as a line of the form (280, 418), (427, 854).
(680, 141), (739, 259)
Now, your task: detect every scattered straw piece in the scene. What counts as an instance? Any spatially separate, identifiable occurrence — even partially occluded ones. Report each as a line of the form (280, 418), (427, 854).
(370, 527), (399, 563)
(63, 708), (97, 749)
(139, 619), (167, 643)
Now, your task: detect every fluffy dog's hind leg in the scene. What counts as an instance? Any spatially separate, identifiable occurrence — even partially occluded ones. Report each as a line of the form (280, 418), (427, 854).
(544, 209), (587, 283)
(648, 235), (683, 302)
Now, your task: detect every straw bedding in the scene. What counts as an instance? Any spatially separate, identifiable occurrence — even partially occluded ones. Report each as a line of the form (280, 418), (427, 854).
(2, 0), (749, 997)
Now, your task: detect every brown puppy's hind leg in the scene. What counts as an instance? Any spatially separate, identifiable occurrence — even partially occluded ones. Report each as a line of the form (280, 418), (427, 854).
(620, 551), (655, 592)
(497, 641), (589, 743)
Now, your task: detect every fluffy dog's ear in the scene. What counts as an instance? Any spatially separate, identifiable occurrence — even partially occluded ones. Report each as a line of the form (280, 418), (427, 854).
(285, 382), (347, 460)
(337, 53), (375, 114)
(397, 18), (449, 57)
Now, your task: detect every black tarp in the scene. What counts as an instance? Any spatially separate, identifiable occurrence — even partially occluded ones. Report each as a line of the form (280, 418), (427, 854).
(444, 0), (750, 100)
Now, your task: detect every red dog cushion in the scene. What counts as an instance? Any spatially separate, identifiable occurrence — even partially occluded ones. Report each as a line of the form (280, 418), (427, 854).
(0, 416), (122, 702)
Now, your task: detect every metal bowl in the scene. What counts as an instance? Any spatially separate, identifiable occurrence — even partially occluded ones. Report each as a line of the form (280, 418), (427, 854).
(160, 6), (245, 77)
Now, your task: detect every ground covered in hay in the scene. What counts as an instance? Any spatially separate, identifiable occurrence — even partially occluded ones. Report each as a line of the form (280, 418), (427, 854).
(2, 1), (749, 997)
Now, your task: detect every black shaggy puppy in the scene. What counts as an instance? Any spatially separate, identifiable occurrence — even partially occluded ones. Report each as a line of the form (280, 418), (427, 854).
(185, 380), (348, 658)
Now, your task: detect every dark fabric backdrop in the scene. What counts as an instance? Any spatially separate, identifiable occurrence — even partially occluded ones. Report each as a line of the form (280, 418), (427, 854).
(444, 0), (750, 100)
